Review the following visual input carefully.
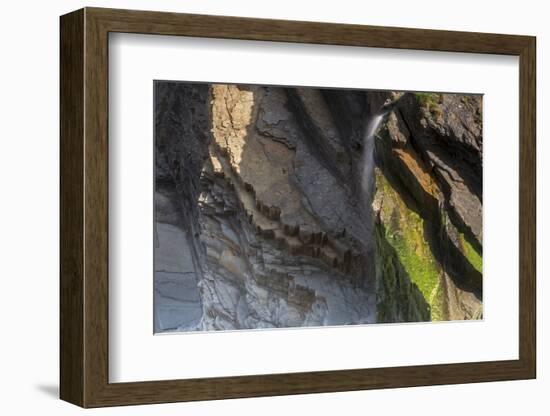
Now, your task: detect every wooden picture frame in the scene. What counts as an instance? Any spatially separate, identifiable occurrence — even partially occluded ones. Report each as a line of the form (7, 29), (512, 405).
(60, 7), (536, 408)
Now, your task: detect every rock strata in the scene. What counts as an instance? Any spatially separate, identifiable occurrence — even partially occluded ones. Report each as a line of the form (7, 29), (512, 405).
(374, 92), (483, 321)
(154, 82), (483, 332)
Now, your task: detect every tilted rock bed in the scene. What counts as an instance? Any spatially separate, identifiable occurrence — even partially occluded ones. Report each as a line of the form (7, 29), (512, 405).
(153, 82), (483, 332)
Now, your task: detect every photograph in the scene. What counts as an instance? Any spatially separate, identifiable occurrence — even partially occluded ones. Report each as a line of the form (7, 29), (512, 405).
(154, 82), (483, 333)
(51, 4), (538, 410)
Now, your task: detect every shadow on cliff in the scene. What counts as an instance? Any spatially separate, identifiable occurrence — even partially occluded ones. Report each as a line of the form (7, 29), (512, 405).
(374, 135), (482, 302)
(234, 85), (376, 290)
(375, 222), (432, 323)
(155, 81), (482, 329)
(399, 93), (482, 202)
(153, 81), (213, 325)
(396, 94), (483, 255)
(284, 87), (383, 289)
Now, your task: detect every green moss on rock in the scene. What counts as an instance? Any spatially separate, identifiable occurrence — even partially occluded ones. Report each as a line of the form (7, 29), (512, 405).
(414, 92), (440, 107)
(414, 92), (443, 118)
(458, 232), (482, 274)
(374, 170), (445, 321)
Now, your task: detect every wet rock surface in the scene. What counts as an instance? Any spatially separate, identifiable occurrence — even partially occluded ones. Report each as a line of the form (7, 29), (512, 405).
(375, 92), (483, 321)
(154, 83), (483, 332)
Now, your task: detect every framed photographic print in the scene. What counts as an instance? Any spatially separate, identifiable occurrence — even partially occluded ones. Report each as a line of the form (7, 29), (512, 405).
(60, 7), (536, 407)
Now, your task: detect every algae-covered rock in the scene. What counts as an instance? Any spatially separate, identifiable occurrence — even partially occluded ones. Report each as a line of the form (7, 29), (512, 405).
(373, 93), (483, 322)
(154, 82), (483, 332)
(373, 169), (444, 322)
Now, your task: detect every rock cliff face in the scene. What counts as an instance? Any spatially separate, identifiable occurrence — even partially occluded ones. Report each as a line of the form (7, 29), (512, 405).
(154, 82), (482, 332)
(374, 92), (483, 321)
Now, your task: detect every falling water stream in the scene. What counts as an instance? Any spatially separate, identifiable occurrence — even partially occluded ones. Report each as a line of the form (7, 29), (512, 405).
(358, 111), (386, 293)
(361, 113), (385, 200)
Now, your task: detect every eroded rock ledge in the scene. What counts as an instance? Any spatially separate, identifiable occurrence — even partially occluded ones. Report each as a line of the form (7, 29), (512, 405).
(374, 93), (483, 321)
(154, 82), (483, 332)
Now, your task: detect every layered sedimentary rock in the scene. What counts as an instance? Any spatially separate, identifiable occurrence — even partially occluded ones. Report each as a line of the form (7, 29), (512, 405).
(153, 82), (483, 332)
(154, 83), (211, 332)
(154, 83), (377, 331)
(374, 93), (483, 321)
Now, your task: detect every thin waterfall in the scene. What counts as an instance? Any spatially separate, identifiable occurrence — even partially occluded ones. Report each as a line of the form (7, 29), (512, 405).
(358, 111), (385, 293)
(361, 113), (385, 201)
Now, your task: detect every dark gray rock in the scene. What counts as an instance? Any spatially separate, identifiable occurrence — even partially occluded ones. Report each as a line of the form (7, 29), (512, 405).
(396, 92), (483, 251)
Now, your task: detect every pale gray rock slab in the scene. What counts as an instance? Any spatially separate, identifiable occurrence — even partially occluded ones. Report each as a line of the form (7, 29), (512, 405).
(154, 222), (202, 332)
(155, 223), (196, 274)
(154, 272), (202, 332)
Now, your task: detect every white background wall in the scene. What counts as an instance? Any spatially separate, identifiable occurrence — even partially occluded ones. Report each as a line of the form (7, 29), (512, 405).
(0, 0), (546, 414)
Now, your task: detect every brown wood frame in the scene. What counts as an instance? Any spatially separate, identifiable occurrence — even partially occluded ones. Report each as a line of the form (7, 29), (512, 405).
(60, 7), (536, 408)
